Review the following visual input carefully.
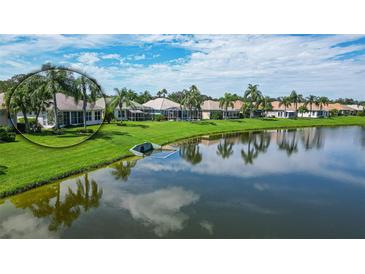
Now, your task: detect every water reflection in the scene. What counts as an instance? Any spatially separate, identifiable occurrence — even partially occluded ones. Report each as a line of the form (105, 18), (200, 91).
(111, 160), (137, 181)
(216, 139), (234, 159)
(179, 140), (203, 165)
(2, 126), (365, 238)
(277, 130), (298, 156)
(240, 132), (271, 165)
(10, 174), (102, 232)
(120, 187), (199, 237)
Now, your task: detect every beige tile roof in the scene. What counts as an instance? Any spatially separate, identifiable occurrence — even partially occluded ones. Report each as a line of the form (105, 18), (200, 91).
(201, 100), (238, 111)
(270, 101), (353, 112)
(143, 97), (181, 110)
(346, 104), (364, 111)
(55, 93), (104, 111)
(96, 97), (152, 110)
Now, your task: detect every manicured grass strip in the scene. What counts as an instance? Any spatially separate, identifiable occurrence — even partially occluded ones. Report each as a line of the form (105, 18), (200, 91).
(1, 116), (365, 197)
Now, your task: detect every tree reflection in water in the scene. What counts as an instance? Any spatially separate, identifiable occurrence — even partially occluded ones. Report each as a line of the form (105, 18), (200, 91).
(301, 127), (324, 150)
(277, 129), (298, 156)
(111, 160), (137, 181)
(10, 173), (103, 232)
(216, 139), (234, 159)
(179, 139), (203, 165)
(240, 132), (271, 165)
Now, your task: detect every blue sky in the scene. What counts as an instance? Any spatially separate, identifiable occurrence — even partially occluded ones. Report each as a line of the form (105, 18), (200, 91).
(0, 34), (364, 99)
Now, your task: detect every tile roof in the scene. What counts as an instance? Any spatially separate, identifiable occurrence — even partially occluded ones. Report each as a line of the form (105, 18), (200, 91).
(54, 93), (104, 111)
(200, 100), (240, 111)
(143, 97), (181, 110)
(270, 101), (355, 112)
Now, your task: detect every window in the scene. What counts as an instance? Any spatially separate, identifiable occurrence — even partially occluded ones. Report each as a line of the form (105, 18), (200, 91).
(118, 110), (122, 118)
(86, 111), (92, 121)
(95, 111), (101, 121)
(71, 112), (77, 124)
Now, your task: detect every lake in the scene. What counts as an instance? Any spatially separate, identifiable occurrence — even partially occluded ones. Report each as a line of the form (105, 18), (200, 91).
(1, 126), (365, 238)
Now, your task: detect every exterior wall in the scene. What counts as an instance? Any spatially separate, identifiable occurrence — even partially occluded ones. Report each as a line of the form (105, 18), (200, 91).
(298, 110), (329, 118)
(202, 111), (211, 120)
(57, 110), (103, 127)
(0, 110), (16, 127)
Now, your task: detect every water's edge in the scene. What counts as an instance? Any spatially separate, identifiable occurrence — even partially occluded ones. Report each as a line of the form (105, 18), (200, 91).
(1, 123), (364, 198)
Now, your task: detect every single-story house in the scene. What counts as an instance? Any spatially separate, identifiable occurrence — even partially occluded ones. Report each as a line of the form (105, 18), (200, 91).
(327, 103), (358, 116)
(0, 93), (17, 127)
(200, 100), (241, 119)
(266, 101), (329, 118)
(96, 97), (152, 121)
(346, 104), (364, 114)
(143, 97), (201, 120)
(18, 93), (104, 128)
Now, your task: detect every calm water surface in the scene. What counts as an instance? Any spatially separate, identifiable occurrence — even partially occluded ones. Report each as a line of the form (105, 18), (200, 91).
(1, 126), (365, 238)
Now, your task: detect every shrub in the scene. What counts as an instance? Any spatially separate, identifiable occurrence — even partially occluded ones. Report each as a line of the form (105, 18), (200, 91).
(329, 109), (339, 117)
(154, 114), (167, 121)
(78, 128), (94, 134)
(210, 111), (223, 120)
(52, 129), (64, 135)
(0, 127), (16, 142)
(356, 111), (365, 116)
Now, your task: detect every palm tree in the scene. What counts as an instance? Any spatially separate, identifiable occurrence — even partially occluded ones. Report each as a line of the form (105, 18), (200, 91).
(279, 96), (292, 118)
(297, 105), (308, 117)
(316, 96), (330, 112)
(112, 88), (136, 124)
(41, 64), (75, 129)
(305, 95), (318, 118)
(216, 139), (234, 159)
(289, 90), (303, 117)
(259, 96), (273, 116)
(219, 93), (234, 119)
(157, 88), (168, 98)
(75, 76), (101, 128)
(243, 84), (263, 118)
(181, 85), (202, 120)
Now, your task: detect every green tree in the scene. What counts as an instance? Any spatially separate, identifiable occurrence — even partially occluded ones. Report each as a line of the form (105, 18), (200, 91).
(41, 64), (75, 129)
(305, 95), (318, 117)
(316, 96), (330, 111)
(243, 84), (263, 118)
(157, 88), (168, 98)
(279, 96), (292, 118)
(75, 76), (101, 128)
(219, 93), (235, 119)
(181, 85), (202, 120)
(289, 90), (304, 117)
(112, 88), (136, 124)
(259, 96), (273, 115)
(298, 105), (309, 117)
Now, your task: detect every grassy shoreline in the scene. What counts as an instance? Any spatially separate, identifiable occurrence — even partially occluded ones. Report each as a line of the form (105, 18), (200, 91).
(1, 116), (365, 198)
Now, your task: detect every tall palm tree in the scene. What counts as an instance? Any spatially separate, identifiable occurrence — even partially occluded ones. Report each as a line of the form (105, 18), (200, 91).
(41, 64), (75, 129)
(243, 84), (263, 118)
(112, 88), (136, 123)
(316, 96), (330, 111)
(75, 76), (101, 128)
(157, 88), (168, 98)
(181, 85), (202, 120)
(279, 96), (292, 118)
(289, 90), (303, 117)
(305, 95), (318, 118)
(219, 93), (234, 119)
(259, 96), (273, 116)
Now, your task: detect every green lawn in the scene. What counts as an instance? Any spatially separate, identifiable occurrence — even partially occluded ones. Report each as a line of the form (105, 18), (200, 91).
(1, 116), (365, 197)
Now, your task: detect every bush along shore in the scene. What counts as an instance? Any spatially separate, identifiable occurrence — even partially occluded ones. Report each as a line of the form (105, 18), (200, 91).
(1, 116), (365, 198)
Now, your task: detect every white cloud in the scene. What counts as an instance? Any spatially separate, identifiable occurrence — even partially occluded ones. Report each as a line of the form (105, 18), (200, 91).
(77, 52), (100, 64)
